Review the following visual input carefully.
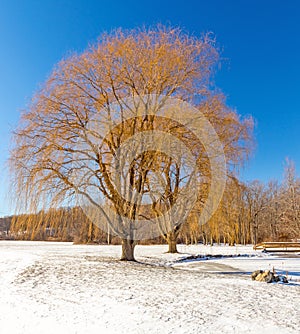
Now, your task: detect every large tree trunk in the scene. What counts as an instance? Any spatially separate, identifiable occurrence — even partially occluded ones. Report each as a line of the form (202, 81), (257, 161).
(121, 239), (136, 261)
(166, 231), (178, 253)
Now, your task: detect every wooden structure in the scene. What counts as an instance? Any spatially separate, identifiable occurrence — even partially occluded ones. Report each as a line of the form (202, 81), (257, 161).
(253, 242), (300, 252)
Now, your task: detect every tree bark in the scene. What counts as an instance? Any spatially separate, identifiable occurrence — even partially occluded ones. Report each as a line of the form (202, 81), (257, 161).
(166, 231), (178, 253)
(121, 239), (136, 261)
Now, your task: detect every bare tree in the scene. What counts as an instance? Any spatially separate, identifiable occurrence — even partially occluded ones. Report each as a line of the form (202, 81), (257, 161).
(10, 26), (253, 259)
(278, 159), (300, 237)
(245, 180), (268, 244)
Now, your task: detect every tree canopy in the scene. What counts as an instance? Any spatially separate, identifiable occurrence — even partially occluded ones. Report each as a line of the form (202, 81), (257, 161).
(10, 26), (253, 260)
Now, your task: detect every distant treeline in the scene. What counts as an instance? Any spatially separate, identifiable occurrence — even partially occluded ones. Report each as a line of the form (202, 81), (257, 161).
(0, 216), (11, 239)
(0, 207), (163, 244)
(1, 161), (299, 245)
(1, 166), (299, 245)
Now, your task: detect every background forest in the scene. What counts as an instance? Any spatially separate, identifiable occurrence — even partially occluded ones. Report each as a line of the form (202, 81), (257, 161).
(2, 159), (299, 246)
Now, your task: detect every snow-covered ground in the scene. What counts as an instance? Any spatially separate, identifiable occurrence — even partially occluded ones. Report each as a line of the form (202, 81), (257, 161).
(0, 241), (299, 334)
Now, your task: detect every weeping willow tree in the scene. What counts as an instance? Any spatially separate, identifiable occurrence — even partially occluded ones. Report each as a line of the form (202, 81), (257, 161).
(9, 206), (86, 241)
(10, 25), (253, 260)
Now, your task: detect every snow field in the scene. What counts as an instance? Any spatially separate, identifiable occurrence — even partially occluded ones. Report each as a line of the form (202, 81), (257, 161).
(0, 241), (299, 333)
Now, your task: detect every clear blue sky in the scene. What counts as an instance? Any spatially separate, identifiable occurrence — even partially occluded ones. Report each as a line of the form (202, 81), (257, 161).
(0, 0), (299, 216)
